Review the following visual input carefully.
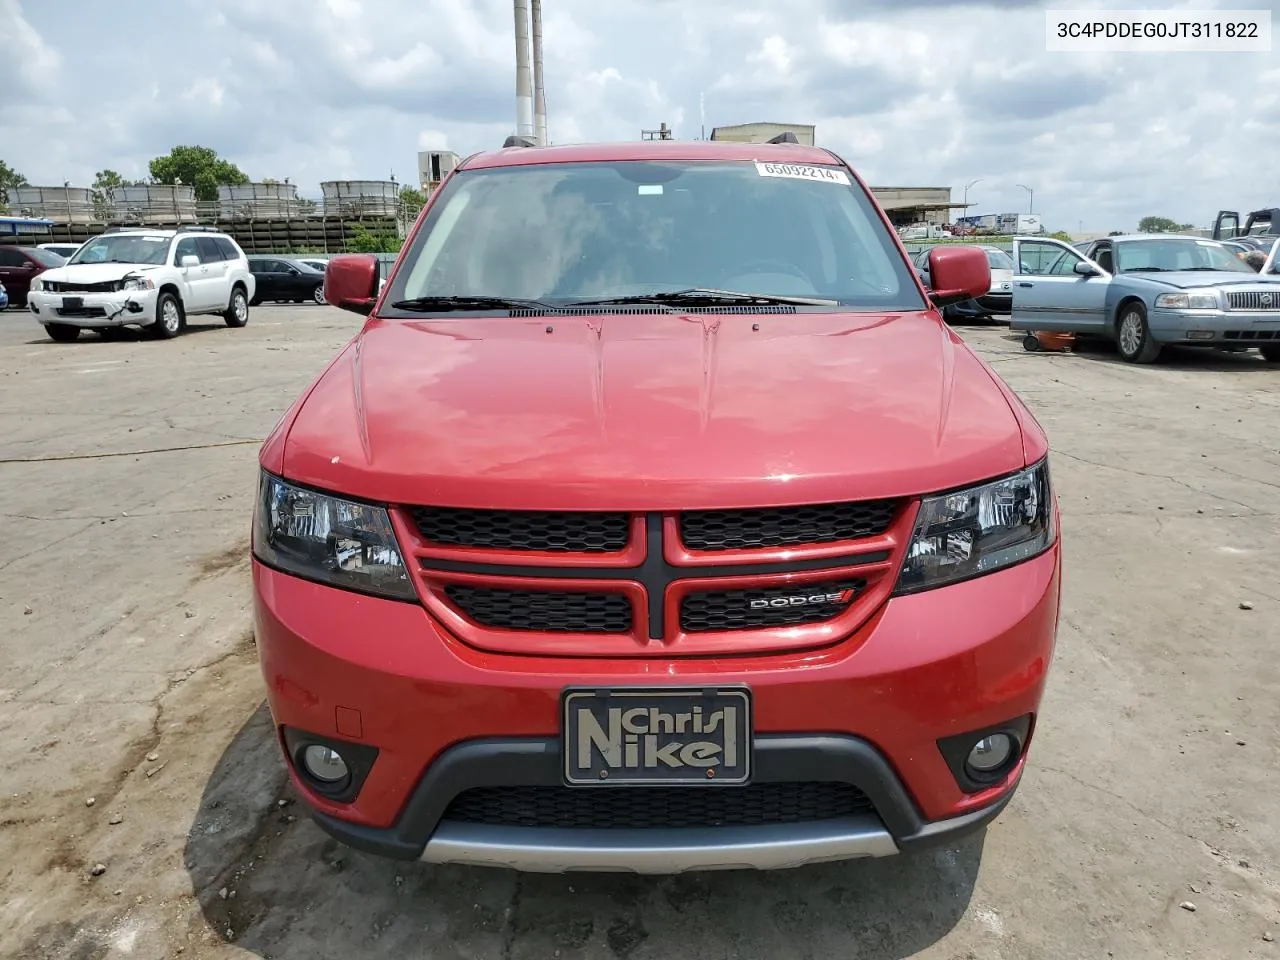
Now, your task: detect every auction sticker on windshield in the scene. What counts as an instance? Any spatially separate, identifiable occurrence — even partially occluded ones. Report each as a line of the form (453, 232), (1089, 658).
(754, 161), (851, 185)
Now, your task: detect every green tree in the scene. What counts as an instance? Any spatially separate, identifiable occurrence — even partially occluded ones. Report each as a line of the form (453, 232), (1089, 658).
(1048, 231), (1073, 242)
(399, 185), (427, 220)
(1138, 216), (1193, 234)
(345, 224), (401, 253)
(0, 159), (28, 210)
(148, 145), (249, 202)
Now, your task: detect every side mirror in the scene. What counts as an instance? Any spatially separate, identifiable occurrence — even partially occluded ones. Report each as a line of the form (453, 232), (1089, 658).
(926, 245), (991, 308)
(287, 266), (299, 275)
(325, 254), (379, 315)
(181, 255), (200, 268)
(1073, 261), (1099, 276)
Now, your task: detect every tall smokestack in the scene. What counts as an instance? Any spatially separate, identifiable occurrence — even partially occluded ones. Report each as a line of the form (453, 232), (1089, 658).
(513, 0), (534, 140)
(531, 0), (547, 145)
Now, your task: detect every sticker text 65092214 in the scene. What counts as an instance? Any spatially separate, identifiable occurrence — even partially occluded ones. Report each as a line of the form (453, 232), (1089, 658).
(754, 161), (851, 185)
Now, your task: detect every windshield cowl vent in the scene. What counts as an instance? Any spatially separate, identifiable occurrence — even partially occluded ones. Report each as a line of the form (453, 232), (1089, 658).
(507, 304), (799, 318)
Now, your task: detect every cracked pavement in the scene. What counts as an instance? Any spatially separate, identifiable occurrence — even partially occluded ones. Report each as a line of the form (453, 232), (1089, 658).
(1, 309), (1277, 959)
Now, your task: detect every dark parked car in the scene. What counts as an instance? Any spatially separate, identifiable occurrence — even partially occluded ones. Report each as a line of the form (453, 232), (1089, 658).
(913, 244), (1014, 321)
(247, 256), (326, 305)
(0, 246), (65, 307)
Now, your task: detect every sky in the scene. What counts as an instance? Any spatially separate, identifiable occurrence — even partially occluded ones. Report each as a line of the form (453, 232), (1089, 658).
(2, 0), (1277, 234)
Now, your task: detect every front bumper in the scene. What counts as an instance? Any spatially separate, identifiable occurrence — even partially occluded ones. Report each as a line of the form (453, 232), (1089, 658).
(1148, 306), (1280, 344)
(28, 288), (159, 326)
(253, 544), (1060, 872)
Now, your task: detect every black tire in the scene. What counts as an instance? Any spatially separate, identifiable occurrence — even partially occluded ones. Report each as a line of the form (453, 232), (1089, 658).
(312, 284), (326, 305)
(1022, 333), (1041, 352)
(152, 292), (183, 339)
(1261, 345), (1280, 363)
(1115, 303), (1161, 364)
(224, 286), (249, 327)
(44, 323), (81, 342)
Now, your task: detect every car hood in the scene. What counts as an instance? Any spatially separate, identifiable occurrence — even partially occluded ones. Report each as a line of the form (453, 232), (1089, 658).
(280, 311), (1028, 510)
(39, 263), (163, 283)
(1126, 270), (1280, 289)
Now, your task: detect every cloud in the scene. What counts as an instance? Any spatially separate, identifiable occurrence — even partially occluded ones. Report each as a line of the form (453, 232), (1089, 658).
(0, 0), (1274, 233)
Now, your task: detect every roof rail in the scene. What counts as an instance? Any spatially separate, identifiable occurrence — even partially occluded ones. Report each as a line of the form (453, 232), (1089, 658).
(175, 224), (220, 233)
(503, 135), (537, 148)
(767, 132), (799, 144)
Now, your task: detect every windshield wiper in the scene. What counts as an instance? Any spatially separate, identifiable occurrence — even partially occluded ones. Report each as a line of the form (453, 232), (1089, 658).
(389, 295), (556, 312)
(1125, 267), (1171, 272)
(568, 288), (839, 308)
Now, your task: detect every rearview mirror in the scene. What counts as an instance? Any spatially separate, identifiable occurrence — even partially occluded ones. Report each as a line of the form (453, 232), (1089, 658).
(926, 245), (991, 308)
(1073, 261), (1099, 276)
(325, 254), (379, 315)
(181, 255), (200, 268)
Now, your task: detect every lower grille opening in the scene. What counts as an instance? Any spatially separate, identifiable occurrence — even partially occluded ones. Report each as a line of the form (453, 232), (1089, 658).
(441, 782), (875, 830)
(444, 584), (633, 634)
(681, 579), (866, 632)
(1224, 330), (1278, 341)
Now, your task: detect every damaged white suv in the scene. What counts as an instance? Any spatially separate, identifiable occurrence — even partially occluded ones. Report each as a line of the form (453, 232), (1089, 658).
(27, 226), (255, 341)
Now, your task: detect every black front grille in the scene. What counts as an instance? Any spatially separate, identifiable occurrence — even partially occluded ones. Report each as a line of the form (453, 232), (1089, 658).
(411, 507), (630, 553)
(45, 280), (121, 294)
(444, 585), (632, 633)
(681, 579), (865, 632)
(680, 501), (899, 551)
(442, 782), (874, 829)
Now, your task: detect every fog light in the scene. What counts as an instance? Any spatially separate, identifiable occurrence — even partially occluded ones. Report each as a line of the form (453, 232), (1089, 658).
(967, 734), (1013, 774)
(1187, 331), (1215, 340)
(302, 744), (349, 783)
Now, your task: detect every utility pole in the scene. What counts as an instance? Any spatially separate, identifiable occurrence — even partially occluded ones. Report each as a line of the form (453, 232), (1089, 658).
(1017, 183), (1034, 214)
(513, 0), (534, 141)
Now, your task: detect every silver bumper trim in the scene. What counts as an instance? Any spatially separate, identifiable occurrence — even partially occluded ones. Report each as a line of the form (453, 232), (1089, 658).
(418, 816), (899, 873)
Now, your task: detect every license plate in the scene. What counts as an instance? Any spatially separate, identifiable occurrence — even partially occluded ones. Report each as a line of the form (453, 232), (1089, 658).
(63, 297), (84, 311)
(562, 687), (752, 786)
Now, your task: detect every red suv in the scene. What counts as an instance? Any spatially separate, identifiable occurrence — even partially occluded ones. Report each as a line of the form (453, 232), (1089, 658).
(253, 139), (1061, 873)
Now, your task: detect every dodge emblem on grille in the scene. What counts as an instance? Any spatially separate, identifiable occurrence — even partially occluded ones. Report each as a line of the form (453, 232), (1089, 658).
(749, 589), (856, 610)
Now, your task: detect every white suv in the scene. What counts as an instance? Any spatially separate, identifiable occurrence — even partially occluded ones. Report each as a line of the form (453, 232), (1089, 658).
(27, 226), (256, 341)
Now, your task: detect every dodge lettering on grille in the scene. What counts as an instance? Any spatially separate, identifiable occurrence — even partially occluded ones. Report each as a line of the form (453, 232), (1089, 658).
(750, 589), (856, 610)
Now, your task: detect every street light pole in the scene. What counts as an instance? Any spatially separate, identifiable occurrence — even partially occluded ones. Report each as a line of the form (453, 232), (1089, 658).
(1016, 183), (1034, 214)
(963, 178), (983, 207)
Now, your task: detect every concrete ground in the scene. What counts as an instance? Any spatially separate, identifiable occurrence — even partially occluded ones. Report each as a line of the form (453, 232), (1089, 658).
(1, 305), (1277, 960)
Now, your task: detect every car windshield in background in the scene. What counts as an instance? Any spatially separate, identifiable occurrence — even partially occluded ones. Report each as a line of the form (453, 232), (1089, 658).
(27, 248), (66, 268)
(70, 234), (170, 266)
(388, 160), (925, 312)
(986, 249), (1014, 270)
(1115, 238), (1253, 274)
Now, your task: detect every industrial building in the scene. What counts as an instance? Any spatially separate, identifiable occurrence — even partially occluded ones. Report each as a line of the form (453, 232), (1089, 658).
(418, 151), (461, 197)
(710, 122), (816, 146)
(709, 122), (965, 228)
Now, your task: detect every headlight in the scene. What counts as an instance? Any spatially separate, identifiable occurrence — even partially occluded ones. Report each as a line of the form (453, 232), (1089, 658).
(1155, 292), (1219, 310)
(895, 460), (1055, 594)
(29, 278), (43, 292)
(252, 472), (415, 601)
(122, 277), (155, 291)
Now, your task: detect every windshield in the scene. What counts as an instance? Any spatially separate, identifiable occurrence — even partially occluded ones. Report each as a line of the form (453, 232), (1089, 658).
(1115, 238), (1254, 274)
(26, 248), (66, 268)
(985, 249), (1014, 270)
(387, 160), (924, 312)
(70, 234), (171, 266)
